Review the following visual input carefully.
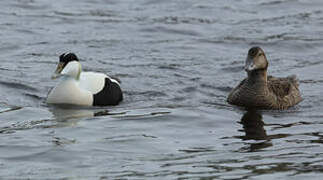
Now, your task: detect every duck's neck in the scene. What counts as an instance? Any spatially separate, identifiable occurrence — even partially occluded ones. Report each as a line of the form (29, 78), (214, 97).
(76, 65), (81, 80)
(246, 69), (268, 86)
(73, 62), (81, 80)
(62, 61), (82, 80)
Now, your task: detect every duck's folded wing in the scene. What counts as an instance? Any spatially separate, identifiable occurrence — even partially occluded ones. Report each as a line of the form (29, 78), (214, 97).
(268, 76), (291, 98)
(79, 72), (106, 94)
(268, 75), (302, 107)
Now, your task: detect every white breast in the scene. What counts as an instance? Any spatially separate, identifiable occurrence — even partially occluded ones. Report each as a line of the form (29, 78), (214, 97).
(47, 77), (93, 106)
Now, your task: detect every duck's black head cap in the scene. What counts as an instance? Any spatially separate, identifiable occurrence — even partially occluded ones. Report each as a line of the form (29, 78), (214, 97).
(59, 53), (79, 63)
(248, 46), (261, 58)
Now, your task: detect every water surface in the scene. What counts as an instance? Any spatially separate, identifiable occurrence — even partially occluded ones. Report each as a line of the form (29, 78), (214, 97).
(0, 0), (323, 179)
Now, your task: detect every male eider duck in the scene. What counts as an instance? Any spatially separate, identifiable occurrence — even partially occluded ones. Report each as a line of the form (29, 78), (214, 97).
(227, 47), (302, 110)
(46, 53), (123, 106)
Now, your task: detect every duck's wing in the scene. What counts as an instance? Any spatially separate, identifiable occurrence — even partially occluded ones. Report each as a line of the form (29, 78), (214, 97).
(268, 75), (302, 108)
(80, 72), (122, 94)
(268, 75), (299, 97)
(268, 76), (291, 98)
(79, 72), (106, 94)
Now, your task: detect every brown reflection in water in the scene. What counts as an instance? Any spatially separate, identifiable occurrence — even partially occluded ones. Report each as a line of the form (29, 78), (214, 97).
(239, 110), (272, 152)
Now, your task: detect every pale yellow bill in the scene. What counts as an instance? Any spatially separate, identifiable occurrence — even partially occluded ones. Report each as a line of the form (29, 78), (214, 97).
(51, 62), (64, 79)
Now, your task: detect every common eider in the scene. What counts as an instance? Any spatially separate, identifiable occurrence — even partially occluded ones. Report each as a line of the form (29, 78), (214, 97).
(46, 53), (123, 106)
(227, 47), (302, 110)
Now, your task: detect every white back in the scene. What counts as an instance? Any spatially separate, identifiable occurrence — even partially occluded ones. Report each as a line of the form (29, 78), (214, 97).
(79, 72), (107, 94)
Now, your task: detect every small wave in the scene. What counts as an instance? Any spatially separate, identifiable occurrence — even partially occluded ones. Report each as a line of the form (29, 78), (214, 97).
(300, 79), (323, 84)
(104, 134), (158, 142)
(0, 44), (20, 53)
(89, 10), (119, 17)
(52, 136), (76, 146)
(178, 86), (196, 93)
(0, 118), (52, 134)
(111, 110), (171, 120)
(54, 9), (120, 18)
(221, 66), (244, 72)
(260, 0), (293, 6)
(152, 16), (216, 25)
(0, 80), (38, 92)
(158, 64), (180, 70)
(0, 105), (21, 114)
(141, 26), (200, 37)
(23, 93), (43, 101)
(179, 147), (216, 153)
(54, 11), (87, 17)
(200, 84), (232, 93)
(11, 1), (49, 10)
(215, 86), (233, 93)
(125, 90), (167, 97)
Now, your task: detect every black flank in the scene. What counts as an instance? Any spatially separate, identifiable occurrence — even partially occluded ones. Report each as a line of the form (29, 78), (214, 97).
(93, 78), (123, 106)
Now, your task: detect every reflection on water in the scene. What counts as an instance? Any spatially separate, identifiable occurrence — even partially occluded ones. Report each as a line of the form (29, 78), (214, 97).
(240, 110), (267, 140)
(49, 105), (96, 120)
(239, 110), (273, 152)
(49, 104), (170, 123)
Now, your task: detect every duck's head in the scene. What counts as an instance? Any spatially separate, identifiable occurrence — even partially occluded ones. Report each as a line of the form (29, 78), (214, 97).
(52, 53), (82, 80)
(245, 47), (268, 72)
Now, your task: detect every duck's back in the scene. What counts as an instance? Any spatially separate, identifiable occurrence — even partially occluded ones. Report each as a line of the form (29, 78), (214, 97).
(79, 72), (106, 94)
(80, 72), (121, 94)
(267, 75), (302, 109)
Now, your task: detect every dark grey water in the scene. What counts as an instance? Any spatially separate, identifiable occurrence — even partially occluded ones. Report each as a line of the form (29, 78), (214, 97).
(0, 0), (323, 179)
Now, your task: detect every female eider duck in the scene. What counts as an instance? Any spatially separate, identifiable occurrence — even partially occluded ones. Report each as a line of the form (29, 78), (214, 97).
(227, 47), (302, 110)
(46, 53), (123, 106)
